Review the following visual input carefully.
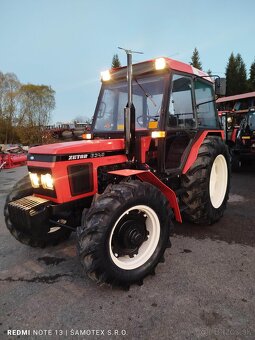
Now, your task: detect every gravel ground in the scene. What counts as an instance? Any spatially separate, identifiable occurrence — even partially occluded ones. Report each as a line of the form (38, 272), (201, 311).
(0, 165), (254, 340)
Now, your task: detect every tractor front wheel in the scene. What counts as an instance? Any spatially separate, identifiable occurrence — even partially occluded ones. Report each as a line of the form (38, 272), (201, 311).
(77, 181), (172, 288)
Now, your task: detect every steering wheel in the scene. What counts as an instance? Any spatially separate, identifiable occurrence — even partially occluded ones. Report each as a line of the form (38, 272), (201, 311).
(136, 115), (159, 127)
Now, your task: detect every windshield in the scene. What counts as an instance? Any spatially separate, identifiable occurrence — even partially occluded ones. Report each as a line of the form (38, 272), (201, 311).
(94, 75), (165, 131)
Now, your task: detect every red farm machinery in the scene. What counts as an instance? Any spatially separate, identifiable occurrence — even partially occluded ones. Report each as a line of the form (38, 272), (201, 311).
(219, 107), (255, 170)
(217, 92), (255, 170)
(0, 146), (27, 170)
(4, 51), (229, 288)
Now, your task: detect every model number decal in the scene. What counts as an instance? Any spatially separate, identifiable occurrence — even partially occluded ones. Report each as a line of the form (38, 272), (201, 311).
(68, 152), (105, 160)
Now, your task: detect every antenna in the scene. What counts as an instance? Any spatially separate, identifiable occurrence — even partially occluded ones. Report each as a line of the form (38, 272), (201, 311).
(118, 47), (144, 55)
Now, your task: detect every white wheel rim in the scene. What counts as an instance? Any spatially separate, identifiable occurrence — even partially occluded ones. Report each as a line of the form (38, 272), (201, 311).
(209, 154), (228, 209)
(109, 205), (160, 270)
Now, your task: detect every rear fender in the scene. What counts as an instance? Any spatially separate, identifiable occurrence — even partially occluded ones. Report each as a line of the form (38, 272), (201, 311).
(182, 130), (224, 174)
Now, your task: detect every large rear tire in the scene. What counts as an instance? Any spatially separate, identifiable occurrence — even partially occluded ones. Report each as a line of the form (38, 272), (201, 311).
(77, 180), (172, 288)
(181, 136), (230, 225)
(4, 175), (72, 248)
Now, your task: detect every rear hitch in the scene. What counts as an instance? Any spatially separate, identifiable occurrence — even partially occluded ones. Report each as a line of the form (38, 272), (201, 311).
(49, 219), (76, 232)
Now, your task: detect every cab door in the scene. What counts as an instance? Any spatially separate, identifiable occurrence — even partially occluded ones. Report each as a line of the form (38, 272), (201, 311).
(164, 73), (196, 171)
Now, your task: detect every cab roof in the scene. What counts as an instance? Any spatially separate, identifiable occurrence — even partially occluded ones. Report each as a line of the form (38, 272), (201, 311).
(108, 57), (211, 81)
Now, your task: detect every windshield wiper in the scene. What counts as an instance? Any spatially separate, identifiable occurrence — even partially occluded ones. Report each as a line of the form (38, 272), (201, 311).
(134, 78), (157, 107)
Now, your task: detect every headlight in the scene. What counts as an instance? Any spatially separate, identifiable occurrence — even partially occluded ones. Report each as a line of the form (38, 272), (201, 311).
(41, 173), (54, 190)
(29, 172), (40, 188)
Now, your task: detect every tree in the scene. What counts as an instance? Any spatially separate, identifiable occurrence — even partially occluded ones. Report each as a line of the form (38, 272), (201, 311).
(190, 47), (202, 70)
(111, 54), (121, 68)
(0, 68), (56, 145)
(17, 84), (55, 144)
(235, 53), (247, 94)
(225, 53), (247, 95)
(248, 59), (255, 91)
(225, 52), (237, 95)
(0, 72), (20, 143)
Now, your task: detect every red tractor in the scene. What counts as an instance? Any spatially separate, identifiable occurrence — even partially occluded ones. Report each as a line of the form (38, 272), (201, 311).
(4, 51), (230, 288)
(220, 107), (255, 170)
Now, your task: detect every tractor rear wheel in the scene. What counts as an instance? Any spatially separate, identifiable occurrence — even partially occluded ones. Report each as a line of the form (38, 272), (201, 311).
(4, 175), (72, 247)
(181, 136), (230, 224)
(77, 180), (172, 288)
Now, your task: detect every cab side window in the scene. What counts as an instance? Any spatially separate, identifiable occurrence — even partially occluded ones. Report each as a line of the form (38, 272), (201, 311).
(167, 74), (195, 129)
(195, 79), (218, 128)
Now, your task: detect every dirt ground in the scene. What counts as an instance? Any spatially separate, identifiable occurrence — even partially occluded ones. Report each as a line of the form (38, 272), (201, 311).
(0, 165), (254, 340)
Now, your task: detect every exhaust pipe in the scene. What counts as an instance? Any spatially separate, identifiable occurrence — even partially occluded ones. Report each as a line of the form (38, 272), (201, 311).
(118, 47), (143, 160)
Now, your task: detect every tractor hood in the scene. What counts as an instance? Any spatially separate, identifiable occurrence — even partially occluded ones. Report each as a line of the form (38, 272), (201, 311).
(28, 139), (125, 163)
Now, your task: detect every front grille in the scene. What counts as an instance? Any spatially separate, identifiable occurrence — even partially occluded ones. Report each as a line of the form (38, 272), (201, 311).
(68, 163), (93, 196)
(9, 195), (48, 213)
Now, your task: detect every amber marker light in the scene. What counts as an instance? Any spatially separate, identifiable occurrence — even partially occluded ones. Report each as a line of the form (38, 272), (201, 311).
(82, 133), (92, 140)
(151, 131), (166, 138)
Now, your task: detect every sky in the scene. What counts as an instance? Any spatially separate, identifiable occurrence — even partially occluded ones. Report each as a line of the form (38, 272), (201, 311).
(1, 0), (255, 124)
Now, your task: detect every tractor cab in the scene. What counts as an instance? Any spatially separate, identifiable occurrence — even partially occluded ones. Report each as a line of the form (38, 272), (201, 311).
(245, 107), (255, 133)
(92, 58), (221, 173)
(220, 107), (255, 170)
(236, 107), (255, 150)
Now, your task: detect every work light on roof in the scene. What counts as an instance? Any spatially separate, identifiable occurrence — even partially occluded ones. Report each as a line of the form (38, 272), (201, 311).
(155, 58), (166, 70)
(101, 70), (111, 81)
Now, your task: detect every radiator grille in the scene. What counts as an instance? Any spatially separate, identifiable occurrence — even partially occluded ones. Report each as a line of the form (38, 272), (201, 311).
(68, 163), (93, 196)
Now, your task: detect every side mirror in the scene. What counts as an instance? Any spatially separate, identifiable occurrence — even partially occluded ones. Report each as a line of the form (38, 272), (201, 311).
(215, 78), (226, 97)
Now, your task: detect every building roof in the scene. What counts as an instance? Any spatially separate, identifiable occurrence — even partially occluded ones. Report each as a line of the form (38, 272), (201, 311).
(216, 91), (255, 103)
